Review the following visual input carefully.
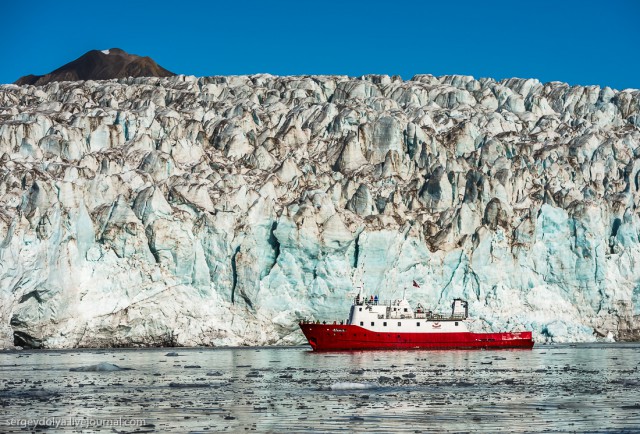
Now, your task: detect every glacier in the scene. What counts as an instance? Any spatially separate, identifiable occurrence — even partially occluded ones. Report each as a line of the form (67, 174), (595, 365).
(0, 73), (639, 348)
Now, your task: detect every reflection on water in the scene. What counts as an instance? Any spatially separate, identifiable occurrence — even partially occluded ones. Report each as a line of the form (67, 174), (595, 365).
(1, 343), (639, 432)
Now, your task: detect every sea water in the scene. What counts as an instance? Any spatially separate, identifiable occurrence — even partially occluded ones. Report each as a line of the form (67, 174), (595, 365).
(0, 343), (639, 432)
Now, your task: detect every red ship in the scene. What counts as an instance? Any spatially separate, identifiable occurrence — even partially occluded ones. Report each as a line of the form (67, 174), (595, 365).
(299, 291), (534, 351)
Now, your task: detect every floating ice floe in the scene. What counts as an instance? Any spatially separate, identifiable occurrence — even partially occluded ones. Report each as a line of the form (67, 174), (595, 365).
(69, 362), (132, 372)
(328, 382), (378, 391)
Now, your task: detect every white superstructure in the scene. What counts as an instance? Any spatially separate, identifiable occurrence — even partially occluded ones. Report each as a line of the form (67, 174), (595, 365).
(347, 297), (469, 333)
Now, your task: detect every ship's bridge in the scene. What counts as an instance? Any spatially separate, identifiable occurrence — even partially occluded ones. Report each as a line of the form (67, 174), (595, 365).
(348, 298), (425, 324)
(347, 297), (468, 326)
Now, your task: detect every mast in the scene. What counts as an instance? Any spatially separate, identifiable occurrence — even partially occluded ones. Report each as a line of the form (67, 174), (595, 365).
(354, 283), (364, 305)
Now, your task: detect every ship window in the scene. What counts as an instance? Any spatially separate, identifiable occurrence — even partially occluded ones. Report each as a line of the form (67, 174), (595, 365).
(360, 321), (363, 326)
(371, 322), (375, 326)
(404, 308), (408, 312)
(383, 322), (387, 326)
(455, 322), (459, 326)
(417, 322), (420, 327)
(359, 308), (362, 312)
(398, 322), (401, 326)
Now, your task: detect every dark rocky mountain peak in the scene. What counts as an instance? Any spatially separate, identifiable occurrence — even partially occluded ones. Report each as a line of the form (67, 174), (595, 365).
(15, 48), (175, 86)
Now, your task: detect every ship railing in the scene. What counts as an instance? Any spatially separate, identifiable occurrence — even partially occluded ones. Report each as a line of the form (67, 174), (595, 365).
(349, 299), (470, 320)
(424, 313), (467, 321)
(298, 318), (349, 325)
(354, 299), (414, 307)
(386, 312), (466, 320)
(299, 319), (348, 325)
(353, 299), (391, 306)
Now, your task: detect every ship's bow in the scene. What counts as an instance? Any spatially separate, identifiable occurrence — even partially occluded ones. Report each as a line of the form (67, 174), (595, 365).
(298, 322), (319, 350)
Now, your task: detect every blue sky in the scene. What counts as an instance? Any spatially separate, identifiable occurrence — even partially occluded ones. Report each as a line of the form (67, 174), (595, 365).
(2, 0), (638, 89)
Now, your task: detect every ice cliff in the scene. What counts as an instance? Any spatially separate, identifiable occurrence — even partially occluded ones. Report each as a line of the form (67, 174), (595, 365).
(1, 73), (639, 348)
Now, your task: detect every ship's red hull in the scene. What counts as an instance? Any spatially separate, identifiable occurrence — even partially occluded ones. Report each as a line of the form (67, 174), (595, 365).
(299, 323), (534, 351)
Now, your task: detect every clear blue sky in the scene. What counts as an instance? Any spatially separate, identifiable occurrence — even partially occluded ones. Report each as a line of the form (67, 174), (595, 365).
(2, 0), (638, 89)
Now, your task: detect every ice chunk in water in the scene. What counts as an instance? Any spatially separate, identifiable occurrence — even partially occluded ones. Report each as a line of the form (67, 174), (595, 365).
(329, 382), (377, 390)
(70, 362), (131, 372)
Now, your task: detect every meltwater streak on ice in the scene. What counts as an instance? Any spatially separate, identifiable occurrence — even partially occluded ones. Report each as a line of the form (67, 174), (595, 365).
(1, 344), (639, 433)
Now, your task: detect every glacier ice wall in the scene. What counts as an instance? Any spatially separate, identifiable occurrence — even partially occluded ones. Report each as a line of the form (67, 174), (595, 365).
(0, 74), (639, 348)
